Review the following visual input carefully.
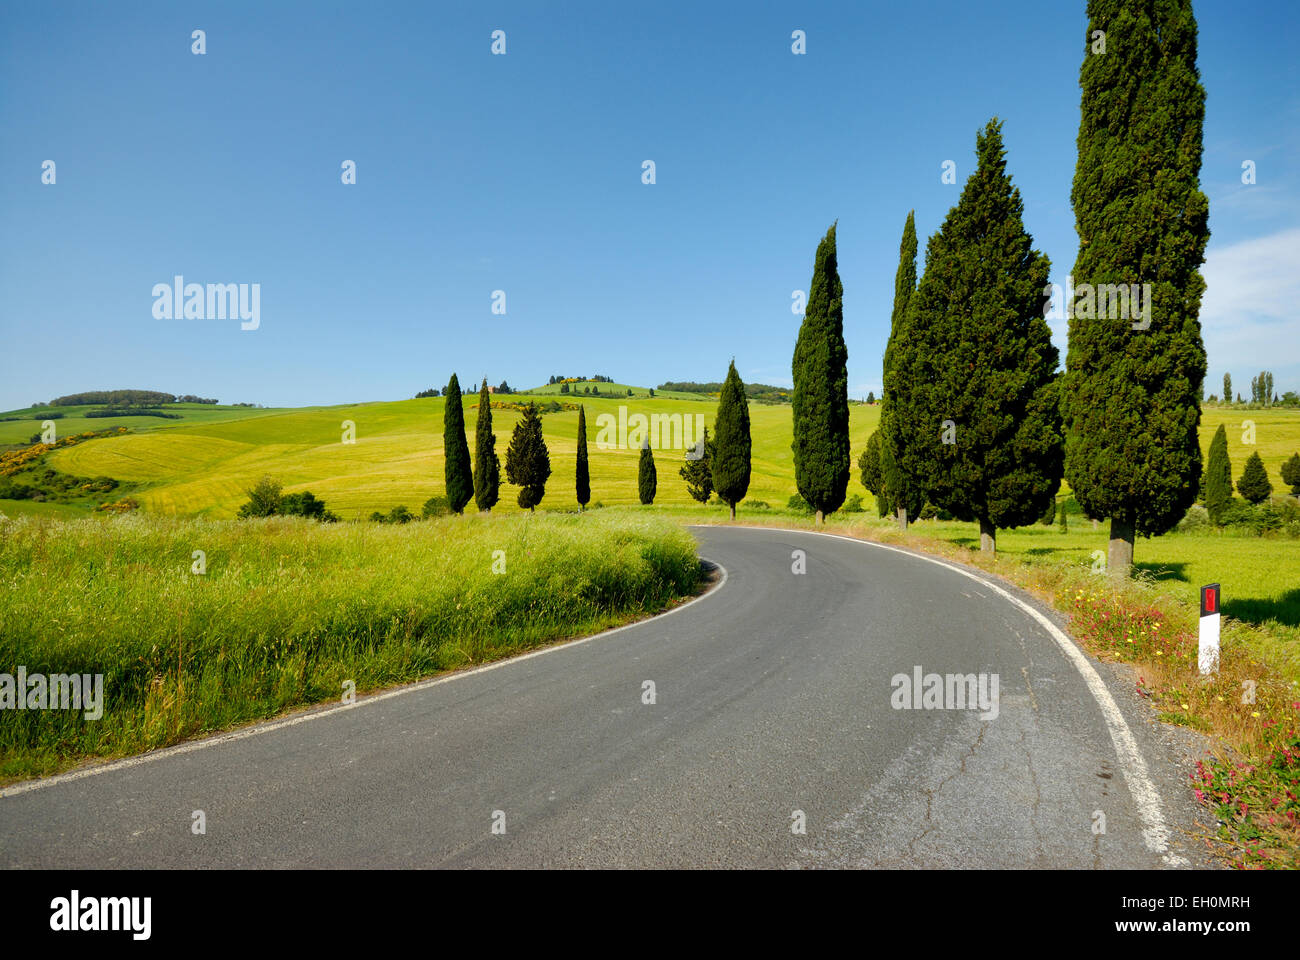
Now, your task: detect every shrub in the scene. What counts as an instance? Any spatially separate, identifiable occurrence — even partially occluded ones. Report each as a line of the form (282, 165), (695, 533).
(842, 494), (864, 513)
(422, 496), (451, 518)
(237, 476), (283, 518)
(747, 500), (770, 510)
(1237, 451), (1273, 504)
(786, 493), (814, 516)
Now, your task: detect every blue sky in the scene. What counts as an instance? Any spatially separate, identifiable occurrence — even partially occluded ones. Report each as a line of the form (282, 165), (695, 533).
(1, 0), (1297, 410)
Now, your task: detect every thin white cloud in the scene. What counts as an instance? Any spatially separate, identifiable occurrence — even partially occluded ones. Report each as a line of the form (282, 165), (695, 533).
(1200, 228), (1300, 386)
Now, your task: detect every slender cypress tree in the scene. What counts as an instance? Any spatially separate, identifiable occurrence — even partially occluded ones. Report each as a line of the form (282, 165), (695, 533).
(443, 373), (474, 513)
(473, 378), (501, 511)
(505, 403), (551, 511)
(1223, 372), (1232, 405)
(575, 404), (590, 510)
(1063, 0), (1210, 575)
(792, 222), (849, 523)
(905, 119), (1061, 555)
(879, 210), (927, 530)
(712, 360), (751, 520)
(1204, 424), (1232, 523)
(1237, 452), (1272, 505)
(680, 426), (714, 503)
(638, 440), (657, 504)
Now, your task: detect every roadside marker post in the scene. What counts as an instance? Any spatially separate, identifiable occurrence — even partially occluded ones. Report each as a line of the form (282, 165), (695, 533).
(1198, 583), (1220, 676)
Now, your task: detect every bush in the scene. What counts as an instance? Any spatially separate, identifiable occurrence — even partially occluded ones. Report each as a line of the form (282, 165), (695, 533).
(842, 494), (864, 513)
(371, 505), (414, 524)
(237, 476), (283, 518)
(786, 493), (814, 516)
(422, 496), (451, 518)
(747, 500), (770, 510)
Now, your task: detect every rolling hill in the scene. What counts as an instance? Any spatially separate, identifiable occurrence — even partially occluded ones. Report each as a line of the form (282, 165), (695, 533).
(1, 389), (1297, 522)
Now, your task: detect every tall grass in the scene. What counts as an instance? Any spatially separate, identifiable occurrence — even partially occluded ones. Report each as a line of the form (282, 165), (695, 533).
(0, 511), (700, 781)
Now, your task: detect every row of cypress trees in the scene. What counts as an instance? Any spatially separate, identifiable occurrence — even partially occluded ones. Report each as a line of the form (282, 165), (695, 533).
(853, 0), (1210, 575)
(443, 374), (552, 512)
(439, 364), (758, 516)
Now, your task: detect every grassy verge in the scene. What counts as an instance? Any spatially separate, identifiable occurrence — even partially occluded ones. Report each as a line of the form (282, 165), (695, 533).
(664, 503), (1299, 868)
(0, 510), (701, 783)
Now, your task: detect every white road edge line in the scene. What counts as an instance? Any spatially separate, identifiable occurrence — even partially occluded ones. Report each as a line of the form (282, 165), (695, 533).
(0, 558), (729, 800)
(702, 524), (1189, 869)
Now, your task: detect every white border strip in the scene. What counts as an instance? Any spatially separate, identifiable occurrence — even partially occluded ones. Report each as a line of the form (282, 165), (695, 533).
(0, 560), (729, 799)
(701, 525), (1187, 868)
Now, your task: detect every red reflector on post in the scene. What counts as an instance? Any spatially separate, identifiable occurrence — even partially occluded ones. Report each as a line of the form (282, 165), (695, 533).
(1200, 583), (1220, 617)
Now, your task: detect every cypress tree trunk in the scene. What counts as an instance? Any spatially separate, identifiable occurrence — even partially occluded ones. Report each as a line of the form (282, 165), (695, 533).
(979, 518), (996, 555)
(896, 506), (907, 532)
(729, 503), (736, 521)
(815, 509), (824, 525)
(1108, 518), (1134, 578)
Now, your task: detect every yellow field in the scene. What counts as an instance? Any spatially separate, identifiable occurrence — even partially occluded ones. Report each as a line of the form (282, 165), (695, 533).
(39, 396), (878, 518)
(34, 396), (1300, 520)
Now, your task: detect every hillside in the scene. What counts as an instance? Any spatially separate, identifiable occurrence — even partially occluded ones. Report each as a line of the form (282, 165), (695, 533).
(2, 392), (1297, 523)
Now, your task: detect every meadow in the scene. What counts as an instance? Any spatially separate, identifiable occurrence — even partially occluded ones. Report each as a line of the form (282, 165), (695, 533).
(0, 510), (701, 781)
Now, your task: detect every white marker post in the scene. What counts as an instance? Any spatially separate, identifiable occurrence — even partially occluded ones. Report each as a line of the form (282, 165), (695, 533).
(1198, 583), (1220, 676)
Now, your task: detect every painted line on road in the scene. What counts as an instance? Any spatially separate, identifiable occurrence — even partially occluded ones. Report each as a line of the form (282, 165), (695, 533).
(701, 525), (1188, 869)
(0, 559), (729, 800)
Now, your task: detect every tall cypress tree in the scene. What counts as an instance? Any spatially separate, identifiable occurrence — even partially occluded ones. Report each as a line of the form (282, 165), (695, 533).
(443, 373), (474, 514)
(1222, 372), (1231, 405)
(575, 404), (591, 510)
(879, 210), (926, 529)
(906, 120), (1061, 554)
(1063, 0), (1210, 575)
(505, 403), (551, 511)
(1204, 423), (1232, 524)
(792, 222), (849, 523)
(638, 439), (657, 505)
(474, 378), (501, 512)
(712, 360), (751, 520)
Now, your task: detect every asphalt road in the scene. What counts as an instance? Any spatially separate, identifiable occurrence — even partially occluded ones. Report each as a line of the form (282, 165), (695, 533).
(0, 526), (1208, 868)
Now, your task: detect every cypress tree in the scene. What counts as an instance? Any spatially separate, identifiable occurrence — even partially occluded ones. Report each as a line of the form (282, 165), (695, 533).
(879, 210), (927, 530)
(1063, 0), (1210, 575)
(575, 404), (590, 510)
(1281, 452), (1300, 496)
(1237, 452), (1272, 505)
(505, 403), (551, 511)
(906, 120), (1061, 555)
(1204, 423), (1232, 523)
(791, 222), (849, 523)
(443, 373), (474, 514)
(712, 360), (751, 520)
(680, 426), (714, 503)
(638, 440), (657, 504)
(1223, 372), (1231, 405)
(473, 378), (501, 511)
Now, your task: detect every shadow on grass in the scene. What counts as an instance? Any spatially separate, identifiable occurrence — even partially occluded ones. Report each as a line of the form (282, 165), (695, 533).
(1132, 561), (1191, 584)
(1224, 589), (1300, 628)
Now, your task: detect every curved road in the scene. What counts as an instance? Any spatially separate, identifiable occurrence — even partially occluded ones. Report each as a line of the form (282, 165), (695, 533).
(0, 526), (1207, 868)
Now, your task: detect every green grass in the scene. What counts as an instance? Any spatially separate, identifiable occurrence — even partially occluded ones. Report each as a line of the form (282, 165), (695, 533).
(0, 509), (701, 782)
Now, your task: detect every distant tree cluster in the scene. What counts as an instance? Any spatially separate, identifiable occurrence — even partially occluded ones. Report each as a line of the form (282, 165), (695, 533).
(658, 382), (791, 403)
(50, 390), (216, 406)
(414, 387), (441, 398)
